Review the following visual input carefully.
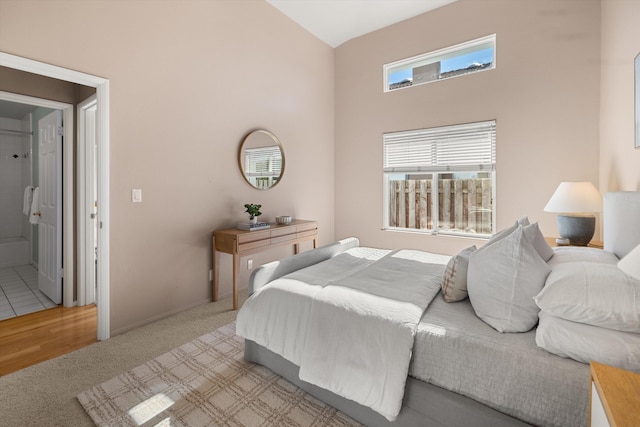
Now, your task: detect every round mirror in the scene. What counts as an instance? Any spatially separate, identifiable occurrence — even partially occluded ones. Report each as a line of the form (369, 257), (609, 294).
(238, 129), (285, 190)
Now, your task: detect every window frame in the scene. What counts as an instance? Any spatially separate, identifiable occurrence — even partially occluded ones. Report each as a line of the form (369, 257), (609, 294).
(382, 121), (497, 238)
(383, 34), (496, 92)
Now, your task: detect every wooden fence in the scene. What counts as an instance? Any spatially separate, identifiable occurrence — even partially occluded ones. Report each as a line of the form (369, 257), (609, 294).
(388, 178), (493, 234)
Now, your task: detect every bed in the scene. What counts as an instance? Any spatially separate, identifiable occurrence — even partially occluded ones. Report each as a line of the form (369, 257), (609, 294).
(236, 191), (640, 427)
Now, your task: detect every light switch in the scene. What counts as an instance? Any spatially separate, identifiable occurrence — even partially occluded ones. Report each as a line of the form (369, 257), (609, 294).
(132, 188), (142, 203)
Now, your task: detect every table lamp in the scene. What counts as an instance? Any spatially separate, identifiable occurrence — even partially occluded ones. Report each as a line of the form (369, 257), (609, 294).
(544, 182), (602, 246)
(618, 244), (640, 281)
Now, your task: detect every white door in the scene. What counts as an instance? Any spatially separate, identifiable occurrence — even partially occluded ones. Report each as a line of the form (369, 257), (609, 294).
(38, 110), (62, 304)
(86, 100), (98, 305)
(78, 96), (97, 305)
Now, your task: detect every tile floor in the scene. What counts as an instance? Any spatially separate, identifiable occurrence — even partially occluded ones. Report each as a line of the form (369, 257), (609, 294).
(0, 265), (57, 321)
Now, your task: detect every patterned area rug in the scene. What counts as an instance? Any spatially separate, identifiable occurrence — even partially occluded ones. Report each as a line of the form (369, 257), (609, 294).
(77, 323), (360, 426)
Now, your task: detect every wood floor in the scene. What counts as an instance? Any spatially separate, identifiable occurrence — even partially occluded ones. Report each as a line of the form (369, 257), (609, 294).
(0, 304), (97, 376)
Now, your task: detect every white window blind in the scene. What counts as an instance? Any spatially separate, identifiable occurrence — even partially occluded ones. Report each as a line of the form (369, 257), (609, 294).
(383, 120), (496, 173)
(244, 146), (282, 177)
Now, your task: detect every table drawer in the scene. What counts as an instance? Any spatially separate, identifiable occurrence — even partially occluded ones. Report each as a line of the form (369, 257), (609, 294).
(296, 221), (318, 232)
(237, 229), (271, 244)
(238, 239), (271, 252)
(271, 234), (296, 245)
(297, 230), (317, 239)
(270, 226), (296, 238)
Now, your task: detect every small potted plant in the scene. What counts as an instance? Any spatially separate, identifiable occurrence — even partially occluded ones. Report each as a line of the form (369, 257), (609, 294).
(244, 203), (262, 224)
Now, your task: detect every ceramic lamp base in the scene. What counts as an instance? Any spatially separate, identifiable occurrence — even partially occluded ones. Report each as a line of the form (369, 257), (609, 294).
(557, 214), (595, 246)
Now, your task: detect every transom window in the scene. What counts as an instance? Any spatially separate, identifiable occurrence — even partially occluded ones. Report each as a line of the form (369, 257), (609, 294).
(384, 34), (496, 92)
(383, 120), (496, 237)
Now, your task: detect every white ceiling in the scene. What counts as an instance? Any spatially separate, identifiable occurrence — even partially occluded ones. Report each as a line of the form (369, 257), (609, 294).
(266, 0), (457, 48)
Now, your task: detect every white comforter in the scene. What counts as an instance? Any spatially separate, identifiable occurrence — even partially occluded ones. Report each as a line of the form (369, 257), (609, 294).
(236, 247), (449, 421)
(237, 247), (390, 365)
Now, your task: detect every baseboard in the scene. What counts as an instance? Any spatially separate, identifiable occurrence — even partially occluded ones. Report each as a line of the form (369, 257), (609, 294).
(110, 297), (212, 336)
(216, 284), (248, 301)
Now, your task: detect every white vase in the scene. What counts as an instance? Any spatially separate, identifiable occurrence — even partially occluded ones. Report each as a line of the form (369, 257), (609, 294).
(251, 217), (257, 224)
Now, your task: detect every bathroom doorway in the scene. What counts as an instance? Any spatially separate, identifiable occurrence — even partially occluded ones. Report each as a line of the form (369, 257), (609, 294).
(0, 52), (111, 340)
(0, 100), (68, 319)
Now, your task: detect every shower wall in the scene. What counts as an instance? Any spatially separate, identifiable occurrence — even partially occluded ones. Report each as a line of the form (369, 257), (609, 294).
(0, 115), (32, 267)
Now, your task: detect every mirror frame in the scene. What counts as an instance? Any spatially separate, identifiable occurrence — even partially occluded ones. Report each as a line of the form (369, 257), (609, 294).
(238, 129), (285, 190)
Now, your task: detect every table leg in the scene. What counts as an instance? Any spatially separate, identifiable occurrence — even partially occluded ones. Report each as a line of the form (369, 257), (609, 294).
(232, 253), (240, 310)
(213, 248), (219, 302)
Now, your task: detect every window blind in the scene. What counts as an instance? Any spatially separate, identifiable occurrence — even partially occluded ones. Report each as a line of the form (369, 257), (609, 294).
(244, 146), (282, 177)
(383, 120), (496, 172)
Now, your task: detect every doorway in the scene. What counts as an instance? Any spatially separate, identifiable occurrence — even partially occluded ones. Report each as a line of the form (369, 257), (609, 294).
(0, 52), (111, 340)
(0, 95), (71, 312)
(0, 105), (61, 318)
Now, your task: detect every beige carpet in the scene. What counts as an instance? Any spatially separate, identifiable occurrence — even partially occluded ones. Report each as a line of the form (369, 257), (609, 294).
(77, 322), (360, 426)
(0, 292), (233, 426)
(0, 292), (361, 426)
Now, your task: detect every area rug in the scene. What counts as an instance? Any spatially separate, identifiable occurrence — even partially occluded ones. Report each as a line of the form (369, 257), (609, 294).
(77, 322), (360, 426)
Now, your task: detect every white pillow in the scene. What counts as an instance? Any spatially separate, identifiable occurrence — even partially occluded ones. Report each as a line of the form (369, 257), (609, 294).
(534, 262), (640, 333)
(468, 226), (551, 333)
(536, 311), (640, 372)
(486, 219), (552, 262)
(547, 247), (619, 267)
(486, 221), (519, 245)
(522, 222), (554, 262)
(441, 246), (477, 302)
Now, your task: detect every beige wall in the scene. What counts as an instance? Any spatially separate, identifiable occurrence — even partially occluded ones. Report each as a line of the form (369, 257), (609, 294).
(0, 0), (335, 334)
(600, 0), (640, 191)
(334, 0), (602, 254)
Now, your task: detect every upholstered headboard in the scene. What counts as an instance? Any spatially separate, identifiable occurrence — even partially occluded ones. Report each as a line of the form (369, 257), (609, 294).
(603, 191), (640, 259)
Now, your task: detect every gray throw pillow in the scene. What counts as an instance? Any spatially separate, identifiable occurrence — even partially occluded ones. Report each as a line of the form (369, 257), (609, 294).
(441, 246), (477, 302)
(468, 226), (551, 333)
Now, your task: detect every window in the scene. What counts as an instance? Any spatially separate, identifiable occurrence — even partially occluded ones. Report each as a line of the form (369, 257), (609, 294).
(243, 145), (282, 189)
(384, 34), (495, 92)
(383, 120), (496, 237)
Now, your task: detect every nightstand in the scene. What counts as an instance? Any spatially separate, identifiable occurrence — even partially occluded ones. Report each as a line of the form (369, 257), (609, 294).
(589, 361), (640, 427)
(544, 237), (603, 249)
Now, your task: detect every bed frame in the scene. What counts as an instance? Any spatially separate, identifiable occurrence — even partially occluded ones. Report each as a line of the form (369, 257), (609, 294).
(243, 192), (640, 427)
(245, 339), (529, 427)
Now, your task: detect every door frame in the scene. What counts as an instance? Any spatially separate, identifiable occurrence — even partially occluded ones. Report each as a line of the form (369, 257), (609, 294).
(78, 95), (97, 306)
(0, 52), (111, 340)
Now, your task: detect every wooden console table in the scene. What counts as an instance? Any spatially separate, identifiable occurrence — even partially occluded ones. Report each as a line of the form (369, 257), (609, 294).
(212, 219), (318, 310)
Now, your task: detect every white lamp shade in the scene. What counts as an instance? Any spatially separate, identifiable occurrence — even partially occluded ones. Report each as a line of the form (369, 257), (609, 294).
(618, 244), (640, 281)
(544, 182), (603, 213)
